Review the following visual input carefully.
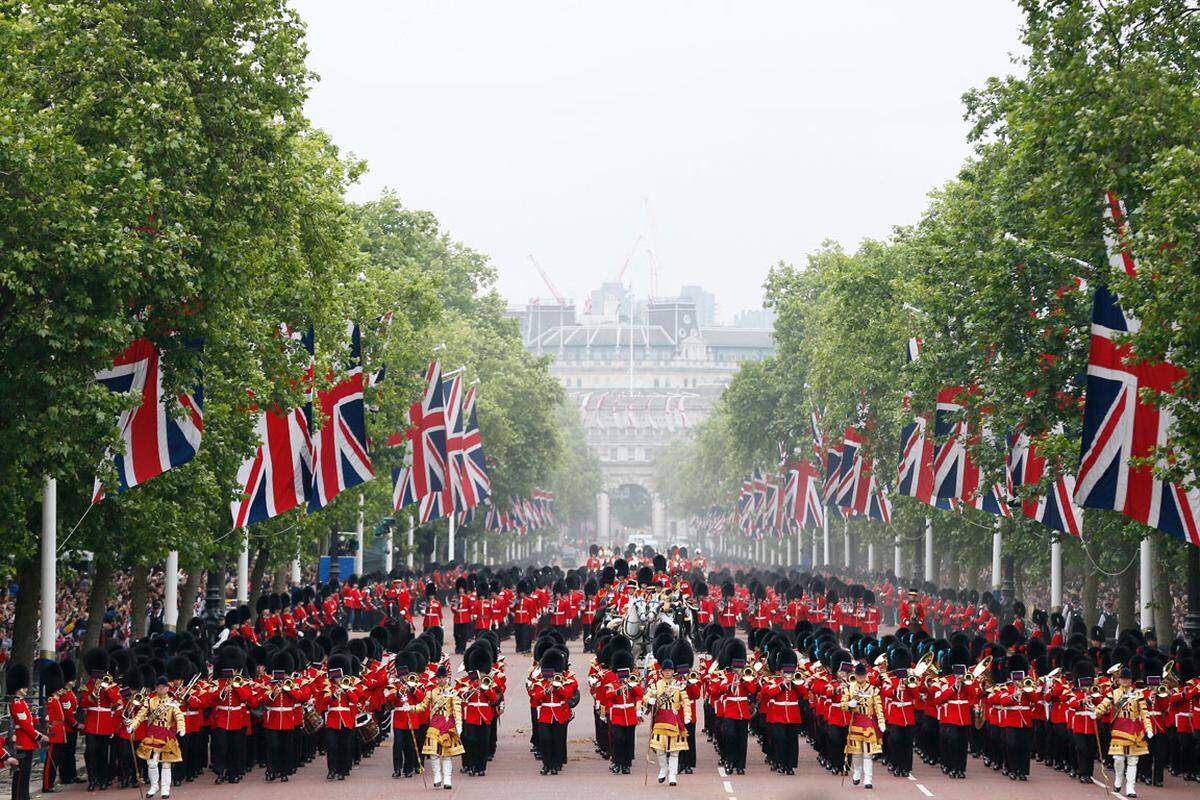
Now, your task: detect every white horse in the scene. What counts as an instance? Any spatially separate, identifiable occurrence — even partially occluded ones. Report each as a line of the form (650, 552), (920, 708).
(605, 596), (678, 657)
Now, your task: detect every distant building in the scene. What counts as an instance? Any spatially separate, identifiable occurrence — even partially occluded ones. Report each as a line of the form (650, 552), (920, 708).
(733, 307), (776, 329)
(516, 287), (774, 547)
(678, 285), (717, 326)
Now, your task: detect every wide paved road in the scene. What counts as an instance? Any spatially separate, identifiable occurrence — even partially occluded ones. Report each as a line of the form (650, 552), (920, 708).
(55, 637), (1195, 800)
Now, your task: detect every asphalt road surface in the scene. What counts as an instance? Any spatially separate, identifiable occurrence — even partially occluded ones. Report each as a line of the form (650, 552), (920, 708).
(51, 637), (1197, 800)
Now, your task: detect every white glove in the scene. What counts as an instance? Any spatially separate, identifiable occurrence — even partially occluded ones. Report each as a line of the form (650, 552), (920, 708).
(848, 700), (859, 709)
(879, 722), (887, 733)
(455, 724), (462, 735)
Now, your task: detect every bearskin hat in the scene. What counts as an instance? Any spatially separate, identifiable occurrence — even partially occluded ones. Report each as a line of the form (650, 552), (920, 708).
(541, 647), (567, 674)
(670, 639), (695, 670)
(653, 554), (667, 573)
(40, 661), (65, 695)
(83, 647), (111, 677)
(998, 624), (1023, 650)
(613, 558), (629, 578)
(1007, 653), (1030, 677)
(888, 645), (912, 671)
(465, 642), (494, 675)
(636, 566), (654, 586)
(167, 655), (193, 682)
(719, 637), (748, 669)
(5, 663), (30, 694)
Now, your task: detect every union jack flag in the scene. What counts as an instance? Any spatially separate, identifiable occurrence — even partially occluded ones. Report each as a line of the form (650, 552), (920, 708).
(897, 414), (936, 504)
(309, 323), (375, 511)
(231, 327), (313, 527)
(458, 386), (491, 508)
(1075, 194), (1199, 545)
(834, 427), (864, 508)
(93, 338), (204, 502)
(409, 361), (448, 498)
(932, 386), (1010, 516)
(1008, 430), (1082, 537)
(790, 461), (825, 530)
(822, 441), (844, 506)
(442, 375), (466, 513)
(391, 440), (419, 511)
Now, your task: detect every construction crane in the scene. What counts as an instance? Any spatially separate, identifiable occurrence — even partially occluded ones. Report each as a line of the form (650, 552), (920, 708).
(527, 254), (566, 305)
(615, 234), (643, 285)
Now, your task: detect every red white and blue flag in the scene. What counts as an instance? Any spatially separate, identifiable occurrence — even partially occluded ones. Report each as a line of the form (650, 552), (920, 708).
(93, 338), (204, 502)
(442, 375), (466, 513)
(897, 414), (936, 504)
(791, 461), (826, 530)
(459, 386), (491, 508)
(1008, 430), (1082, 537)
(410, 361), (448, 498)
(834, 427), (864, 508)
(309, 323), (375, 511)
(1074, 195), (1199, 545)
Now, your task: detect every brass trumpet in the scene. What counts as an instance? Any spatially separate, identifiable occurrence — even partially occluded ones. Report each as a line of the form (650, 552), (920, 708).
(687, 670), (702, 685)
(1021, 676), (1037, 691)
(479, 675), (494, 691)
(339, 675), (358, 689)
(405, 673), (422, 688)
(741, 666), (755, 681)
(904, 674), (921, 689)
(551, 674), (564, 689)
(231, 675), (249, 688)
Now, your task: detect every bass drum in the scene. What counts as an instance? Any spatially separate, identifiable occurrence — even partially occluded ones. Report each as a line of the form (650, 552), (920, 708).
(356, 712), (380, 745)
(303, 708), (324, 735)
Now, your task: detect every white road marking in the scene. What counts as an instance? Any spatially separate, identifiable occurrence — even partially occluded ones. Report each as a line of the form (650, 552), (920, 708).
(915, 783), (933, 797)
(907, 774), (916, 781)
(723, 780), (734, 793)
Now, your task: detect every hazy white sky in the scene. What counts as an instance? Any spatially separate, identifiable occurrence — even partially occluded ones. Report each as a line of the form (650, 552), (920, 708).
(292, 1), (1025, 322)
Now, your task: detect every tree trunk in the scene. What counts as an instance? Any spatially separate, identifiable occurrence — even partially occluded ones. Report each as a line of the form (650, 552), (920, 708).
(247, 544), (270, 622)
(272, 564), (289, 593)
(1153, 548), (1175, 644)
(1082, 568), (1100, 631)
(1117, 552), (1137, 634)
(10, 554), (42, 672)
(945, 552), (961, 595)
(83, 559), (115, 654)
(130, 563), (150, 637)
(177, 567), (202, 633)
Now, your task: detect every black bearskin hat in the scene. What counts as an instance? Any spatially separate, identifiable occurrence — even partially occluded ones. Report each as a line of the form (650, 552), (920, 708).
(541, 647), (567, 673)
(41, 662), (65, 695)
(465, 642), (494, 675)
(5, 663), (30, 694)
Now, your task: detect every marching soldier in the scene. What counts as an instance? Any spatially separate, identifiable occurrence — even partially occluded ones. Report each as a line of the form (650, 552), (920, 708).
(388, 653), (428, 779)
(758, 647), (802, 774)
(127, 677), (187, 799)
(527, 648), (577, 775)
(880, 646), (916, 777)
(646, 659), (691, 786)
(42, 662), (70, 793)
(842, 663), (885, 789)
(421, 665), (464, 790)
(7, 664), (46, 800)
(1094, 667), (1154, 798)
(315, 655), (358, 781)
(458, 642), (499, 776)
(601, 649), (642, 774)
(81, 648), (121, 791)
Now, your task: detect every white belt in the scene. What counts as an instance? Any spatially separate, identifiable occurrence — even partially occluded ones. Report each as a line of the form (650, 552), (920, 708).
(1077, 711), (1095, 718)
(183, 711), (200, 717)
(945, 700), (969, 706)
(265, 707), (292, 713)
(84, 708), (114, 714)
(468, 702), (490, 707)
(726, 697), (749, 702)
(612, 703), (636, 709)
(1005, 706), (1030, 711)
(1146, 711), (1161, 717)
(540, 702), (563, 708)
(889, 702), (912, 707)
(217, 706), (243, 712)
(328, 707), (350, 712)
(774, 701), (799, 706)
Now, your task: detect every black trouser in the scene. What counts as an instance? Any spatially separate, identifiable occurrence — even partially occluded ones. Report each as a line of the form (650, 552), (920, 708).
(210, 728), (245, 780)
(515, 623), (533, 653)
(114, 737), (137, 785)
(265, 729), (291, 778)
(1145, 729), (1168, 783)
(939, 724), (968, 774)
(679, 721), (697, 771)
(723, 718), (749, 770)
(1073, 731), (1096, 780)
(1171, 726), (1194, 776)
(453, 622), (471, 654)
(889, 724), (915, 774)
(44, 742), (64, 791)
(393, 727), (421, 775)
(1004, 726), (1030, 777)
(489, 718), (497, 758)
(919, 714), (939, 763)
(62, 732), (80, 783)
(594, 709), (609, 755)
(85, 732), (112, 786)
(830, 724), (849, 767)
(610, 724), (635, 769)
(538, 721), (567, 771)
(771, 722), (799, 771)
(186, 730), (207, 778)
(462, 723), (489, 774)
(11, 750), (32, 800)
(325, 728), (353, 777)
(1045, 722), (1068, 768)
